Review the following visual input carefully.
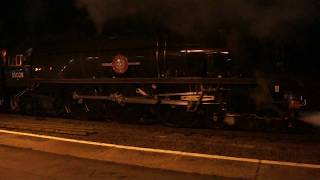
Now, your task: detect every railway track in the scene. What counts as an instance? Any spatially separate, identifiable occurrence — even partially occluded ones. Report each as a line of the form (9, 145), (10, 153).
(0, 123), (97, 136)
(0, 115), (97, 136)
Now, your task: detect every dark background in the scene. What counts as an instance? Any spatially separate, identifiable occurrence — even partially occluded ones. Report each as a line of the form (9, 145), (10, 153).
(1, 1), (320, 71)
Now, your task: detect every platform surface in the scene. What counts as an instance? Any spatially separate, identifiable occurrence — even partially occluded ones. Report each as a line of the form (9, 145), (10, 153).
(0, 129), (319, 180)
(0, 144), (230, 180)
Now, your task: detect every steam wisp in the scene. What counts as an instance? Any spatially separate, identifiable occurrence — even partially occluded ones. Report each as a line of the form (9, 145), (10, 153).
(73, 0), (315, 38)
(299, 111), (320, 127)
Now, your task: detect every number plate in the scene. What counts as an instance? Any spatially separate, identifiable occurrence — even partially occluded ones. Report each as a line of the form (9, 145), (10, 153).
(11, 72), (24, 79)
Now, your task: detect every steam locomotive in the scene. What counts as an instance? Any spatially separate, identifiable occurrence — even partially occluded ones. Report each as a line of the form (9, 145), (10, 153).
(0, 36), (306, 127)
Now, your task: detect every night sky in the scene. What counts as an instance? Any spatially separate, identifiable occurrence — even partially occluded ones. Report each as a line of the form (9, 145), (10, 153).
(1, 0), (320, 74)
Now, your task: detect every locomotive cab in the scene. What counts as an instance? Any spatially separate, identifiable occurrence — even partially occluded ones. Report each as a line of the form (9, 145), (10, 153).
(2, 49), (32, 88)
(0, 49), (34, 111)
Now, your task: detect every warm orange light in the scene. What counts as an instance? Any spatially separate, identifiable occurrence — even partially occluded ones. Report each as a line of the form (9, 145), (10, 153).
(180, 49), (229, 54)
(289, 100), (302, 109)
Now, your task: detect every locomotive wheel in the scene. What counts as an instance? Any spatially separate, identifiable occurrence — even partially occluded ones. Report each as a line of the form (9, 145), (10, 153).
(161, 107), (203, 128)
(34, 95), (64, 117)
(135, 105), (158, 124)
(67, 102), (90, 120)
(9, 96), (20, 112)
(101, 103), (157, 125)
(18, 95), (34, 115)
(117, 106), (139, 123)
(8, 95), (34, 115)
(64, 100), (104, 121)
(82, 100), (109, 121)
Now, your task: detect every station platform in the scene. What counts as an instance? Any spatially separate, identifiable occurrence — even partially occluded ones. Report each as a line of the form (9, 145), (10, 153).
(0, 144), (222, 180)
(0, 129), (319, 180)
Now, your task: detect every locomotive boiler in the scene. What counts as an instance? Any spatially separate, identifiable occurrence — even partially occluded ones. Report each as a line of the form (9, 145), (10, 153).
(0, 36), (306, 127)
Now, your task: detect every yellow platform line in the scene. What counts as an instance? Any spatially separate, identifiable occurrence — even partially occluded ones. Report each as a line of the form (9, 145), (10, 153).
(0, 129), (319, 169)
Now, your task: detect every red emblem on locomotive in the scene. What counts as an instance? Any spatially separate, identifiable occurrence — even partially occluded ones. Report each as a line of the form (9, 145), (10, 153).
(112, 54), (129, 74)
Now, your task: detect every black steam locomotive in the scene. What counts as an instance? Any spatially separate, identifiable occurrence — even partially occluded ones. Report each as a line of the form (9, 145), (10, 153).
(0, 36), (306, 127)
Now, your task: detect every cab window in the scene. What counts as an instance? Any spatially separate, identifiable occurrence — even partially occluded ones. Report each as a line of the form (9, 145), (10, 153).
(8, 54), (23, 67)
